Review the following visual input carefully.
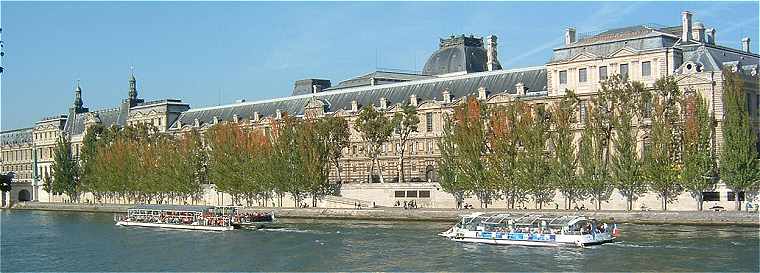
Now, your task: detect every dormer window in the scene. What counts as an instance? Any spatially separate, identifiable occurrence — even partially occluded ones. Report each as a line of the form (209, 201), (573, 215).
(559, 70), (568, 85)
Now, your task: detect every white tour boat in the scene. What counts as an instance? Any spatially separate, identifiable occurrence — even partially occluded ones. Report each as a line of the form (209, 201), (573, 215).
(115, 204), (235, 231)
(439, 213), (619, 247)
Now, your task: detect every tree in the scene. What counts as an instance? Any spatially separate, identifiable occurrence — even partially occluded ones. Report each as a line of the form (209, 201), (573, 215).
(454, 97), (493, 208)
(80, 124), (105, 202)
(682, 91), (716, 211)
(516, 103), (552, 209)
(354, 106), (394, 183)
(606, 75), (646, 211)
(578, 102), (613, 210)
(643, 77), (683, 210)
(719, 69), (760, 211)
(0, 173), (12, 193)
(317, 116), (350, 184)
(486, 103), (522, 209)
(391, 104), (420, 183)
(437, 115), (470, 209)
(298, 120), (331, 207)
(549, 90), (584, 209)
(51, 134), (80, 202)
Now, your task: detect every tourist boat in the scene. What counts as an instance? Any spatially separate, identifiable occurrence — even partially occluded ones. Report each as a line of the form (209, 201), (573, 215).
(217, 206), (276, 229)
(115, 204), (235, 231)
(439, 213), (619, 247)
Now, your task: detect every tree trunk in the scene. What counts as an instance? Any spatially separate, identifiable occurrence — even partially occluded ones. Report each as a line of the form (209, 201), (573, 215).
(335, 161), (343, 184)
(736, 197), (742, 211)
(697, 193), (703, 211)
(596, 198), (602, 211)
(368, 157), (375, 183)
(662, 195), (667, 211)
(377, 158), (385, 183)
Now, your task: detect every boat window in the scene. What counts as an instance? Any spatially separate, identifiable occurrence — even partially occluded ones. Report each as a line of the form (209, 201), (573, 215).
(406, 191), (418, 198)
(728, 191), (745, 201)
(394, 191), (405, 198)
(419, 190), (431, 198)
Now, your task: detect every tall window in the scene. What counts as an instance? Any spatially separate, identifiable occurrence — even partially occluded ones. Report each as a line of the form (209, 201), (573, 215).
(599, 66), (608, 81)
(426, 112), (433, 132)
(579, 68), (587, 83)
(642, 61), (651, 77)
(559, 70), (568, 84)
(620, 63), (629, 79)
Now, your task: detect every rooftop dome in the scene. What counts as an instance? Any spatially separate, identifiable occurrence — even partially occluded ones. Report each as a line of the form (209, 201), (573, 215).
(422, 35), (489, 75)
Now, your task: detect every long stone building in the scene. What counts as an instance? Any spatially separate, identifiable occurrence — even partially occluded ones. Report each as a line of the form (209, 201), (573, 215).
(2, 11), (758, 210)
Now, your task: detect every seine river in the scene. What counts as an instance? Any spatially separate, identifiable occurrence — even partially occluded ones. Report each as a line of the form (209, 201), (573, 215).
(1, 210), (758, 272)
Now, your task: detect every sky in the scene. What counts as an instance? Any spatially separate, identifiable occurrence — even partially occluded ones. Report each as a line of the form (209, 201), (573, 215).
(1, 1), (758, 130)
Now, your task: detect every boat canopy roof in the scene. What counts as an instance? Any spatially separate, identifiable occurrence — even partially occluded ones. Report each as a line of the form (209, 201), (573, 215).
(462, 213), (590, 227)
(128, 204), (216, 213)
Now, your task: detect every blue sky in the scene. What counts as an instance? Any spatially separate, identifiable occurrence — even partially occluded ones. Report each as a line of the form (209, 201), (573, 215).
(1, 1), (758, 130)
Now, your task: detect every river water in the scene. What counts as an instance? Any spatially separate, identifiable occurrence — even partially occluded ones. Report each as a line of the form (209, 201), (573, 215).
(1, 210), (758, 272)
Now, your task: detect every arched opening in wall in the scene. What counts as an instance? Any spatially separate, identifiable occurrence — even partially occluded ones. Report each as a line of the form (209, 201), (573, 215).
(18, 190), (31, 202)
(425, 165), (435, 182)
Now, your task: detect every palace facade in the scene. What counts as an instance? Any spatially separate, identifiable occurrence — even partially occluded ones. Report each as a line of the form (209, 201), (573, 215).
(2, 11), (759, 210)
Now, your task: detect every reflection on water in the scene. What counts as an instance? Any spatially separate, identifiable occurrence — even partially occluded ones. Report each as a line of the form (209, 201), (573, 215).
(1, 210), (758, 272)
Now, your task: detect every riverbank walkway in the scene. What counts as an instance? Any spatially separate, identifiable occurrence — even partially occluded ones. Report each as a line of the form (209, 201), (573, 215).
(9, 202), (759, 226)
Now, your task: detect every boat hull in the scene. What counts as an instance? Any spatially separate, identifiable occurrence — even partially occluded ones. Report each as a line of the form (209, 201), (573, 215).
(115, 221), (234, 231)
(442, 228), (615, 247)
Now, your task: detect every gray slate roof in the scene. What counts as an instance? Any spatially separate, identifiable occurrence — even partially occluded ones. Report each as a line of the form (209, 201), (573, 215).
(329, 71), (432, 90)
(173, 67), (547, 128)
(64, 107), (126, 136)
(680, 44), (760, 73)
(0, 128), (33, 146)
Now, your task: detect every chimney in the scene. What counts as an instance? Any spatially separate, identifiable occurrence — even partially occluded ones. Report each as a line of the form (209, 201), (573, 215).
(681, 11), (693, 42)
(351, 100), (358, 112)
(442, 90), (451, 104)
(477, 86), (487, 100)
(379, 97), (387, 109)
(692, 22), (705, 43)
(565, 27), (576, 45)
(410, 95), (418, 107)
(486, 35), (499, 71)
(742, 37), (751, 53)
(515, 82), (526, 96)
(706, 28), (716, 44)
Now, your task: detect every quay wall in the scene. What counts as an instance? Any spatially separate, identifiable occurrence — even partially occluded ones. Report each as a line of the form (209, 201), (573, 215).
(10, 202), (760, 226)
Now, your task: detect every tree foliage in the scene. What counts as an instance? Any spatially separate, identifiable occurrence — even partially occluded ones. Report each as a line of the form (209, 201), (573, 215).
(719, 69), (760, 211)
(354, 106), (394, 183)
(682, 91), (715, 211)
(391, 104), (420, 182)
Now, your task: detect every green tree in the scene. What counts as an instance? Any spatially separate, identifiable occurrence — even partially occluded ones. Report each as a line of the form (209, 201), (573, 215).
(606, 75), (646, 211)
(437, 115), (470, 209)
(516, 103), (552, 209)
(51, 134), (80, 202)
(643, 77), (683, 210)
(550, 90), (584, 209)
(79, 124), (105, 202)
(578, 102), (613, 210)
(682, 91), (716, 211)
(298, 120), (331, 207)
(354, 106), (394, 183)
(455, 97), (493, 207)
(317, 116), (350, 184)
(391, 104), (420, 182)
(719, 69), (760, 211)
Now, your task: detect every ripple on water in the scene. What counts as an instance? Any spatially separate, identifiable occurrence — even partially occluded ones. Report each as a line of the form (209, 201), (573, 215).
(1, 211), (758, 272)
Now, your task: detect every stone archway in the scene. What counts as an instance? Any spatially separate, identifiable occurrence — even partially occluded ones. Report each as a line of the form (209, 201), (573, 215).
(18, 189), (31, 202)
(425, 165), (435, 182)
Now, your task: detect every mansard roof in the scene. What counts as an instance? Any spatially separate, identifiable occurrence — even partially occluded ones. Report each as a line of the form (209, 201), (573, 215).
(551, 25), (680, 63)
(172, 66), (547, 128)
(64, 107), (126, 136)
(0, 128), (33, 146)
(679, 44), (760, 74)
(328, 70), (432, 90)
